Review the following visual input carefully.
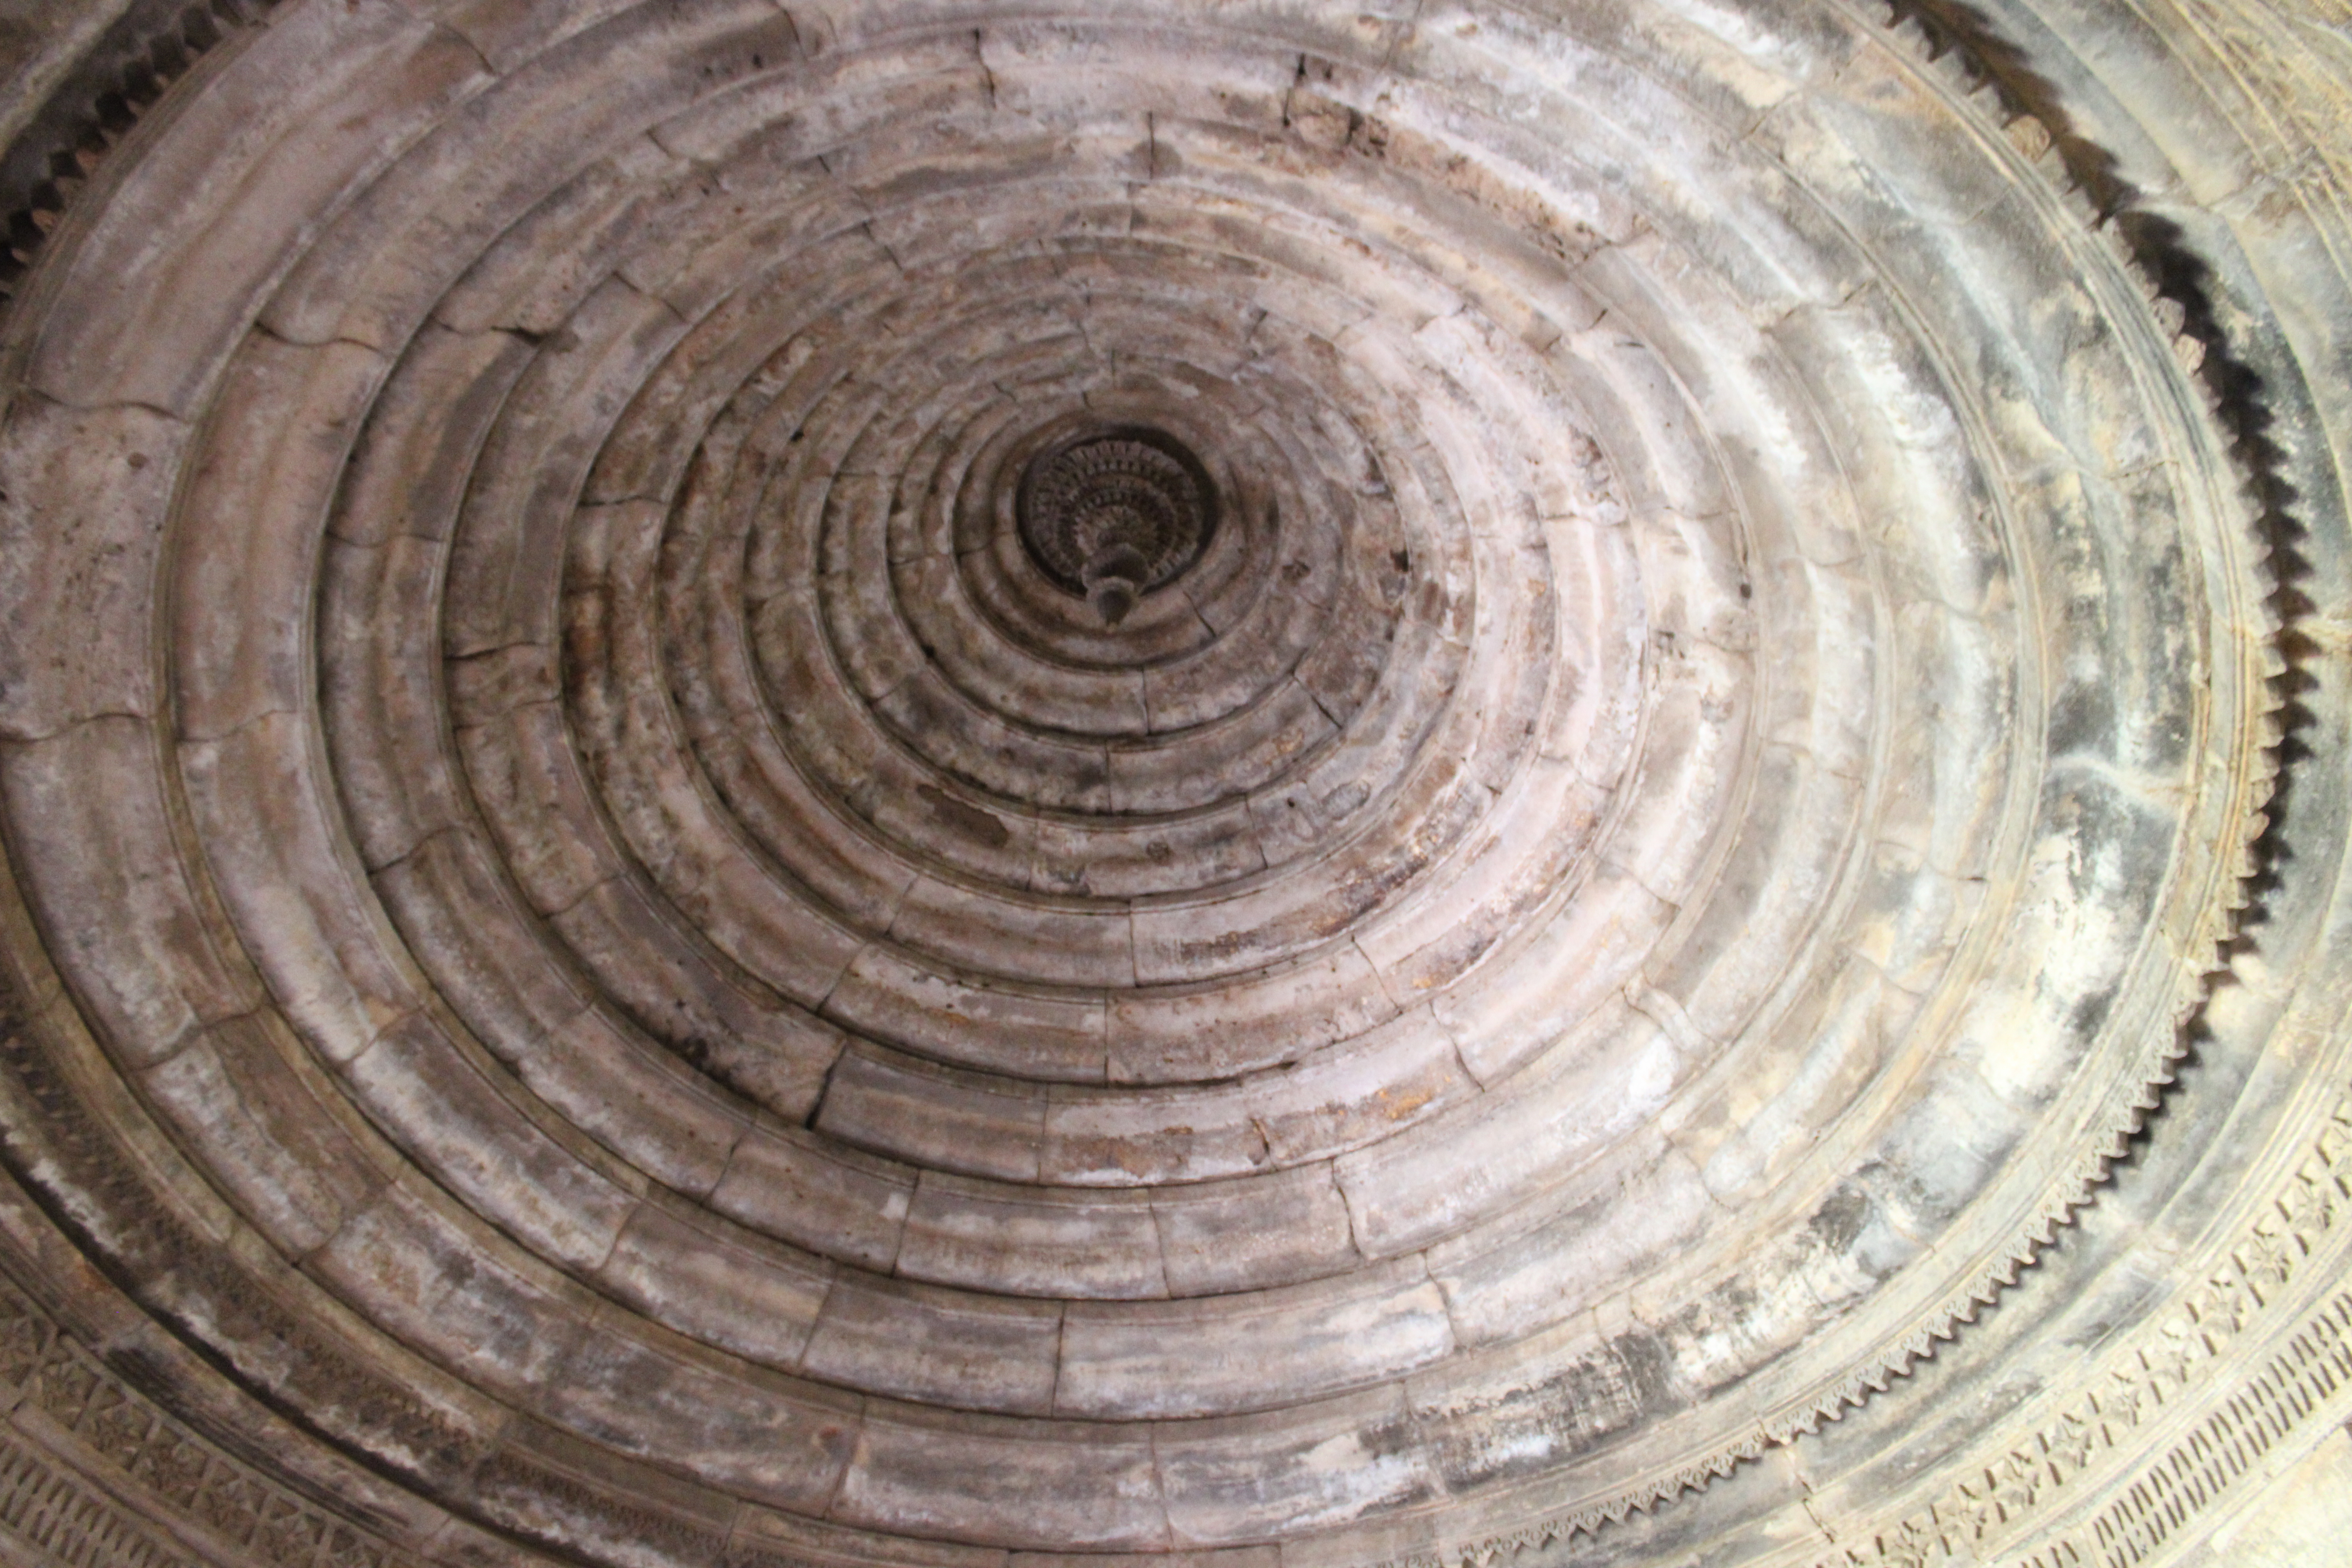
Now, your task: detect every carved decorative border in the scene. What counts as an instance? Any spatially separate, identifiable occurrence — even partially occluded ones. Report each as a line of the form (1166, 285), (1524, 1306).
(0, 1432), (202, 1568)
(1819, 1091), (2352, 1567)
(0, 1274), (408, 1568)
(1791, 0), (2352, 1558)
(0, 0), (279, 304)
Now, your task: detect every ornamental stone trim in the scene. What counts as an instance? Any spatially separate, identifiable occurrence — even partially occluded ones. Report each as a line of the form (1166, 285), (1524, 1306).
(0, 1275), (408, 1568)
(1815, 1086), (2352, 1567)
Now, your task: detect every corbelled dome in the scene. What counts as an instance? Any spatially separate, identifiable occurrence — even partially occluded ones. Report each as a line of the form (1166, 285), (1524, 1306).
(0, 1), (2345, 1566)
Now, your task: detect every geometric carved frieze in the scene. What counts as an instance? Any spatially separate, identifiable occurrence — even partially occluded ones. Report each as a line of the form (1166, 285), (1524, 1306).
(1821, 1089), (2352, 1566)
(0, 1434), (207, 1568)
(0, 1273), (407, 1568)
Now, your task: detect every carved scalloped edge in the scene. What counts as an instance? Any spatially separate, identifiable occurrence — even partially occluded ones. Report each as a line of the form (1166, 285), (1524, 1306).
(1400, 991), (2243, 1568)
(1815, 1097), (2352, 1568)
(0, 0), (279, 305)
(1399, 4), (2292, 1564)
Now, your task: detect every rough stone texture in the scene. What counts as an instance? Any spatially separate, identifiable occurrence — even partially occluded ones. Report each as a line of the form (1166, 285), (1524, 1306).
(0, 0), (2342, 1565)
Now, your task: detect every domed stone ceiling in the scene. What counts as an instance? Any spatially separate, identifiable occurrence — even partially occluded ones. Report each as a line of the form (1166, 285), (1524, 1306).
(0, 0), (2345, 1565)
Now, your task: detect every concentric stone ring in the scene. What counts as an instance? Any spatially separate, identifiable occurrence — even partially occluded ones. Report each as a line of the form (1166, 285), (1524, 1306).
(0, 2), (2346, 1566)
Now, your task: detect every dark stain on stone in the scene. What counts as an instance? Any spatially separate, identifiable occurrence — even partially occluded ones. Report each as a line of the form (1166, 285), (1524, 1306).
(1808, 1182), (1872, 1256)
(2046, 675), (2118, 759)
(919, 784), (1011, 847)
(2068, 981), (2119, 1040)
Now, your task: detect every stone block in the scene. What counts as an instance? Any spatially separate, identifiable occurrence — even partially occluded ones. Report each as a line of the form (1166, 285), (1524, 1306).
(139, 1011), (385, 1256)
(344, 1011), (638, 1272)
(818, 1047), (1049, 1180)
(594, 1195), (832, 1369)
(1151, 1161), (1361, 1295)
(896, 1174), (1165, 1299)
(1057, 1258), (1454, 1417)
(708, 1123), (912, 1274)
(802, 1272), (1060, 1415)
(833, 1407), (1166, 1551)
(0, 720), (258, 1062)
(0, 400), (179, 737)
(539, 1317), (856, 1511)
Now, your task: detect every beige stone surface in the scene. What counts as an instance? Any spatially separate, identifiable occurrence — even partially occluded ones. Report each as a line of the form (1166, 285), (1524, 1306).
(2180, 1426), (2352, 1568)
(0, 1), (2341, 1566)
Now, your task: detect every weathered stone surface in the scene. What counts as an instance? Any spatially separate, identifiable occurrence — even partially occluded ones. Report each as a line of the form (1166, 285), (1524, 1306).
(1057, 1258), (1455, 1418)
(537, 1315), (857, 1512)
(305, 1181), (598, 1405)
(138, 1011), (386, 1255)
(343, 1010), (639, 1272)
(24, 0), (486, 412)
(1150, 1161), (1361, 1294)
(0, 399), (181, 737)
(707, 1122), (913, 1273)
(835, 1407), (1167, 1550)
(0, 0), (2336, 1564)
(0, 719), (259, 1061)
(1154, 1387), (1439, 1544)
(897, 1174), (1166, 1299)
(801, 1272), (1060, 1415)
(594, 1195), (832, 1368)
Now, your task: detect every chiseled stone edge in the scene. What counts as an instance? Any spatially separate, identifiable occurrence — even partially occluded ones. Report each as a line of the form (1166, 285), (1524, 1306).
(0, 1270), (412, 1568)
(1792, 1), (2350, 1561)
(1787, 0), (2352, 1557)
(1818, 1095), (2352, 1568)
(0, 1430), (208, 1568)
(0, 0), (279, 305)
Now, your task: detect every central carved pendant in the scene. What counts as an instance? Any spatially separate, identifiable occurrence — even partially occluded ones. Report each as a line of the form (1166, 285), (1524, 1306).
(1015, 427), (1215, 624)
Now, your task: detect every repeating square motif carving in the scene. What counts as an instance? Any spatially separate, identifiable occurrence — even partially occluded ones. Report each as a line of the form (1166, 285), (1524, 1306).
(0, 1298), (49, 1389)
(193, 1470), (265, 1547)
(84, 1382), (159, 1463)
(31, 1347), (100, 1426)
(2234, 1225), (2297, 1299)
(1816, 1085), (2352, 1567)
(2040, 1410), (2102, 1481)
(131, 1434), (211, 1511)
(1985, 1450), (2045, 1519)
(324, 1525), (390, 1568)
(258, 1494), (327, 1564)
(0, 1276), (408, 1568)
